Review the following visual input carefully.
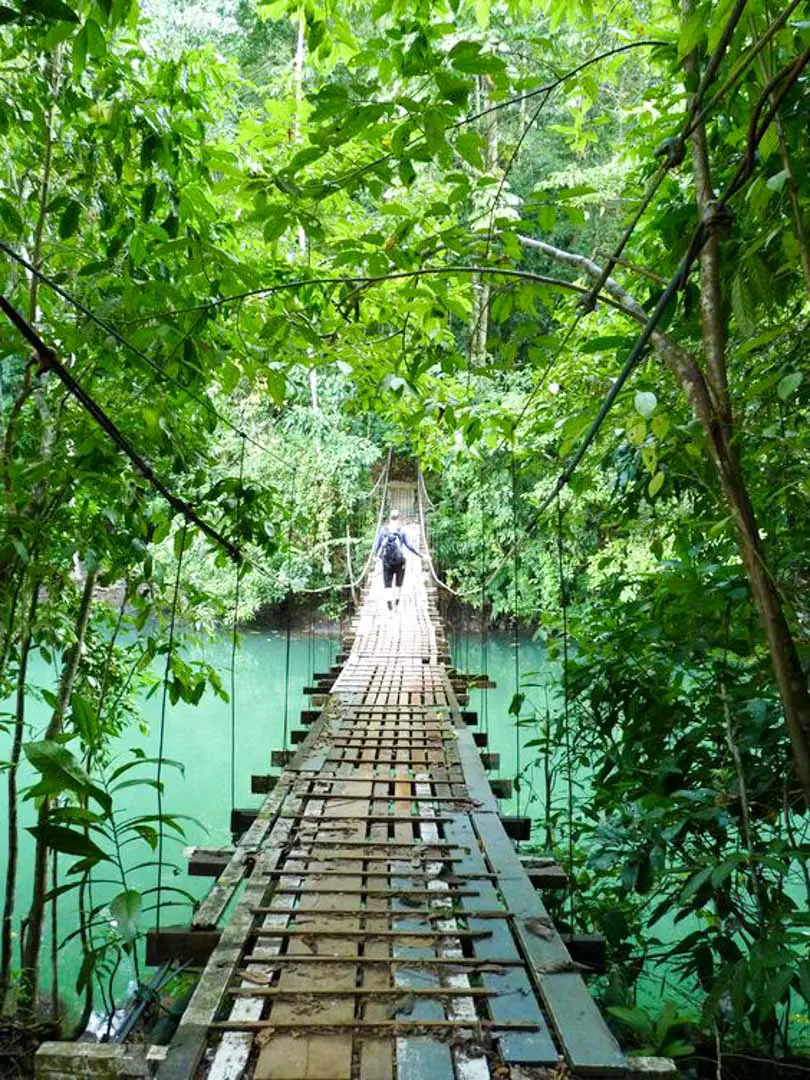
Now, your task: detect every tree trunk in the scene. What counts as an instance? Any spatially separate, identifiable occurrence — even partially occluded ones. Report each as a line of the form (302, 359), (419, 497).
(1, 584), (40, 1007)
(20, 568), (97, 1005)
(470, 76), (499, 367)
(683, 24), (810, 798)
(516, 232), (810, 797)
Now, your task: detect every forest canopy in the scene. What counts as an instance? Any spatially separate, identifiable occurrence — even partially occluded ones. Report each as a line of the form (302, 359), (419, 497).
(0, 0), (809, 1073)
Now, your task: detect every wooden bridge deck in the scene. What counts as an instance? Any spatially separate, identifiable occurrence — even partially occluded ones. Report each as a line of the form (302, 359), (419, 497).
(154, 488), (627, 1080)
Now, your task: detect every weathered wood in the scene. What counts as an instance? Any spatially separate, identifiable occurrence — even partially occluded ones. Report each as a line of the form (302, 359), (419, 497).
(187, 847), (232, 877)
(489, 778), (513, 799)
(528, 864), (570, 890)
(251, 774), (278, 794)
(36, 1043), (148, 1078)
(230, 808), (258, 836)
(479, 752), (500, 770)
(562, 932), (608, 972)
(271, 749), (294, 767)
(500, 815), (532, 841)
(145, 926), (221, 967)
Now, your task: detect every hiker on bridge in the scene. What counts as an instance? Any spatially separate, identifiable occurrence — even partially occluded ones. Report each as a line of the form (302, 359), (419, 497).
(374, 508), (423, 610)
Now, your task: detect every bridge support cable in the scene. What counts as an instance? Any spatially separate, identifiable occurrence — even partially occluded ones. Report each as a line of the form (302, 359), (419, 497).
(510, 449), (523, 823)
(555, 490), (576, 930)
(155, 522), (187, 935)
(229, 435), (247, 818)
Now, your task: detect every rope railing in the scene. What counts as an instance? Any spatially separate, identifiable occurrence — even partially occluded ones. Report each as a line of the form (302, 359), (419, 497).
(416, 468), (464, 599)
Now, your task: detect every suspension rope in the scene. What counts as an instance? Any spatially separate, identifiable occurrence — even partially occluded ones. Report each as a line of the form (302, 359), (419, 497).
(479, 460), (489, 736)
(511, 449), (522, 819)
(281, 467), (301, 752)
(555, 491), (575, 929)
(155, 521), (187, 934)
(229, 436), (246, 815)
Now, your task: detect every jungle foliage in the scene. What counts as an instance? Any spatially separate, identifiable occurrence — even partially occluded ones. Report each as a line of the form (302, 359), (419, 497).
(0, 0), (809, 1072)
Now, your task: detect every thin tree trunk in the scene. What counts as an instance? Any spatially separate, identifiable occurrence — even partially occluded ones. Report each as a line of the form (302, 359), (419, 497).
(774, 114), (810, 298)
(751, 23), (810, 297)
(21, 568), (97, 1005)
(291, 8), (319, 411)
(1, 583), (40, 1007)
(28, 50), (60, 323)
(682, 23), (810, 798)
(471, 76), (498, 366)
(683, 19), (731, 422)
(517, 232), (810, 797)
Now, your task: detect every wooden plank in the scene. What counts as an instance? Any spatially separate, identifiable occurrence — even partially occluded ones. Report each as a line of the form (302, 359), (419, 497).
(541, 974), (626, 1075)
(255, 777), (364, 1080)
(441, 813), (559, 1066)
(472, 812), (626, 1074)
(393, 777), (455, 1080)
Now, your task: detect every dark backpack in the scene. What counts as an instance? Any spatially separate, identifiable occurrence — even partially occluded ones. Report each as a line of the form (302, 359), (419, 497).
(381, 528), (405, 568)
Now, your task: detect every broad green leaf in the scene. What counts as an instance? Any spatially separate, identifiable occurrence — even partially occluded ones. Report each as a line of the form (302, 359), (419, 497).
(21, 0), (79, 21)
(110, 889), (142, 942)
(423, 107), (446, 154)
(141, 181), (157, 221)
(766, 169), (788, 192)
(84, 17), (105, 56)
(455, 131), (485, 169)
(58, 199), (81, 239)
(448, 40), (505, 75)
(0, 197), (23, 234)
(777, 372), (802, 400)
(648, 471), (664, 498)
(72, 23), (88, 76)
(634, 390), (657, 417)
(27, 824), (108, 862)
(0, 6), (19, 24)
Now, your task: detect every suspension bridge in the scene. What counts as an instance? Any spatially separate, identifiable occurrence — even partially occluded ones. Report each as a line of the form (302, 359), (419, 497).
(38, 473), (671, 1080)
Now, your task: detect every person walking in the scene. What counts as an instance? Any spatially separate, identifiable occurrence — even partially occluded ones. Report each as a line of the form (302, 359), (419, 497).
(374, 508), (423, 610)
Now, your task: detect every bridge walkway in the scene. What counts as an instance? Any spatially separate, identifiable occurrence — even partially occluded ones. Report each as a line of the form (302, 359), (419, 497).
(155, 483), (628, 1079)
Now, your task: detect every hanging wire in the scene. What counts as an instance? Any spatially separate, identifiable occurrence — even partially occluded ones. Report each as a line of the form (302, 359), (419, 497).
(156, 521), (188, 934)
(478, 459), (489, 737)
(511, 449), (522, 820)
(281, 468), (300, 752)
(229, 436), (246, 815)
(555, 490), (575, 929)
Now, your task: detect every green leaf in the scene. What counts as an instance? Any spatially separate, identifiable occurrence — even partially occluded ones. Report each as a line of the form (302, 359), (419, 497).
(634, 390), (657, 417)
(84, 17), (105, 56)
(648, 471), (664, 498)
(455, 131), (485, 169)
(141, 181), (157, 222)
(72, 23), (88, 76)
(423, 107), (446, 154)
(21, 0), (79, 21)
(607, 1005), (653, 1038)
(110, 889), (141, 942)
(777, 372), (802, 400)
(0, 7), (19, 24)
(0, 197), (23, 235)
(27, 824), (108, 862)
(448, 40), (505, 75)
(765, 169), (788, 192)
(58, 199), (81, 239)
(263, 215), (289, 242)
(43, 17), (75, 44)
